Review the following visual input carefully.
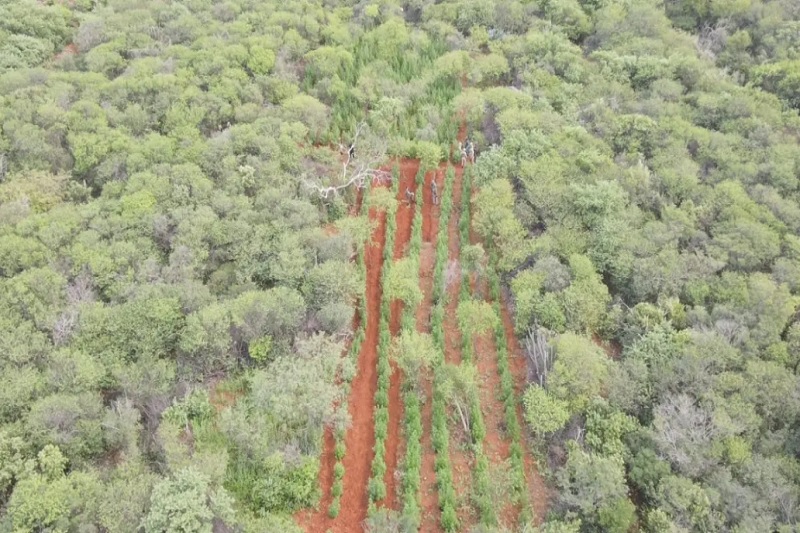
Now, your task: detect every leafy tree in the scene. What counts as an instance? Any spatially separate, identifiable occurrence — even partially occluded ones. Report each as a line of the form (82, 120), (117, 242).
(98, 461), (158, 533)
(522, 386), (571, 435)
(547, 333), (609, 414)
(560, 255), (610, 334)
(26, 392), (105, 463)
(143, 467), (235, 533)
(226, 333), (345, 457)
(556, 443), (629, 522)
(391, 330), (437, 391)
(655, 475), (722, 532)
(524, 519), (582, 533)
(598, 498), (637, 533)
(249, 453), (318, 513)
(473, 179), (529, 272)
(440, 363), (479, 436)
(385, 257), (423, 309)
(457, 299), (499, 346)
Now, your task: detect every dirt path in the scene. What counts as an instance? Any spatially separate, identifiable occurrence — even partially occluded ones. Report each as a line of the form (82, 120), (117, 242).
(472, 276), (515, 526)
(417, 168), (445, 532)
(297, 189), (388, 533)
(383, 160), (419, 509)
(499, 301), (550, 524)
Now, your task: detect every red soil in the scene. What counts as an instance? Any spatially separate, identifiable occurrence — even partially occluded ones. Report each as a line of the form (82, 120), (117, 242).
(593, 332), (622, 360)
(297, 194), (388, 533)
(471, 276), (514, 527)
(417, 168), (445, 532)
(54, 43), (77, 61)
(499, 301), (551, 524)
(208, 377), (242, 414)
(383, 160), (419, 509)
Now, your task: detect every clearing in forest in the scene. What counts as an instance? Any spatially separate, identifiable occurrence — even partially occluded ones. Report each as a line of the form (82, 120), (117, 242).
(299, 133), (549, 533)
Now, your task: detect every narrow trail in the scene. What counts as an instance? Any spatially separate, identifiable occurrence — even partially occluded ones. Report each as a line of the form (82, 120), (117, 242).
(383, 160), (420, 509)
(443, 161), (475, 528)
(297, 188), (388, 533)
(471, 275), (515, 526)
(499, 301), (551, 523)
(417, 167), (445, 532)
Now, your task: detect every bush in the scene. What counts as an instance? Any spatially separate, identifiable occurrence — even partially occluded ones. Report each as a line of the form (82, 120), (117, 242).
(332, 479), (343, 498)
(334, 442), (346, 461)
(250, 455), (319, 512)
(441, 503), (459, 532)
(328, 499), (340, 518)
(333, 462), (345, 480)
(368, 476), (386, 502)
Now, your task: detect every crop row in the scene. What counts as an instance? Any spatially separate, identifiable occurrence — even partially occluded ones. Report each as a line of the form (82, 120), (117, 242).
(367, 165), (401, 510)
(456, 166), (497, 527)
(399, 167), (426, 526)
(328, 182), (372, 518)
(488, 266), (533, 523)
(430, 166), (459, 532)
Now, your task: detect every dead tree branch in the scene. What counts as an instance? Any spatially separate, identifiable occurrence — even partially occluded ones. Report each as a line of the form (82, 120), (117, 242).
(525, 325), (554, 387)
(304, 122), (392, 199)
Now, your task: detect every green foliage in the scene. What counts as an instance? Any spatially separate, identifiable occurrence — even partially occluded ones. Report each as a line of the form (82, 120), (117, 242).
(472, 179), (528, 272)
(556, 443), (629, 521)
(144, 467), (235, 533)
(163, 389), (214, 428)
(249, 454), (318, 513)
(457, 299), (499, 341)
(522, 386), (571, 435)
(548, 333), (609, 414)
(385, 257), (423, 308)
(328, 498), (340, 518)
(1, 0), (799, 527)
(393, 330), (436, 393)
(248, 335), (274, 364)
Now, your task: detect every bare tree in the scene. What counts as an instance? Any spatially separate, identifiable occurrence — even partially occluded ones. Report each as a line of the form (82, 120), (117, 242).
(52, 308), (78, 347)
(653, 394), (718, 477)
(696, 22), (729, 62)
(52, 271), (97, 346)
(303, 122), (391, 198)
(525, 325), (553, 386)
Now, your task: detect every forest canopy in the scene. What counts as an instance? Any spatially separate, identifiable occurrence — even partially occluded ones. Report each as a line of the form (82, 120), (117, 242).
(1, 0), (800, 531)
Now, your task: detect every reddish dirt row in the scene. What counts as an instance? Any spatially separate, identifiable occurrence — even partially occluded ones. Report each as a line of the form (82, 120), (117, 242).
(296, 190), (389, 533)
(443, 161), (475, 528)
(499, 302), (551, 523)
(471, 276), (515, 527)
(54, 42), (78, 61)
(417, 167), (445, 533)
(383, 160), (420, 509)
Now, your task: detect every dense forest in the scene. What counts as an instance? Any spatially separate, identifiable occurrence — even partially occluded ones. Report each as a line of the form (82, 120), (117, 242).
(1, 0), (800, 531)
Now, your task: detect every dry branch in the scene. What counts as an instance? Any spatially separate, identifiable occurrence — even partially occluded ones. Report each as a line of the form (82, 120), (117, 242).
(304, 122), (392, 198)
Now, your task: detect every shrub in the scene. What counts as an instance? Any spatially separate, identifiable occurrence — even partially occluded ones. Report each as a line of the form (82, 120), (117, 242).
(441, 503), (459, 532)
(332, 479), (343, 498)
(328, 499), (340, 518)
(334, 442), (346, 461)
(333, 462), (345, 480)
(368, 476), (386, 502)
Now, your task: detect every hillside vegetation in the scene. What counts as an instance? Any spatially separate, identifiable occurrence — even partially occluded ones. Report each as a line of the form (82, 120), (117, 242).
(1, 0), (799, 532)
